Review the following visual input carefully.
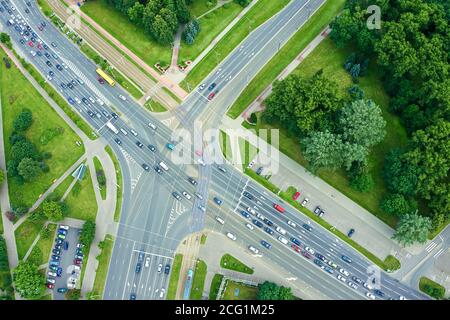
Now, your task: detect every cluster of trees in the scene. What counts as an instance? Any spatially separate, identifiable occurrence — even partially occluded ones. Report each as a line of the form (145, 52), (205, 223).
(234, 0), (251, 7)
(330, 0), (450, 243)
(79, 221), (96, 255)
(105, 0), (196, 45)
(13, 261), (45, 299)
(0, 32), (12, 49)
(257, 281), (294, 300)
(263, 72), (386, 192)
(0, 236), (13, 300)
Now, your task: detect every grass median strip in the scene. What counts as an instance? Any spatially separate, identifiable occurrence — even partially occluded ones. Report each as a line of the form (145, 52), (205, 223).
(220, 254), (254, 275)
(189, 259), (207, 300)
(93, 157), (107, 201)
(105, 146), (123, 223)
(227, 0), (346, 118)
(91, 234), (114, 299)
(419, 277), (446, 300)
(167, 253), (183, 300)
(208, 273), (224, 300)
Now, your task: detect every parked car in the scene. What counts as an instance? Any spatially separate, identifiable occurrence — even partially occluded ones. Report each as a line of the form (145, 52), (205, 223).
(57, 288), (68, 293)
(292, 191), (300, 200)
(348, 228), (355, 237)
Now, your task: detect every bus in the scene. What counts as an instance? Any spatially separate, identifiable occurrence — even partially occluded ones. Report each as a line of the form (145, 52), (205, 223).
(106, 121), (119, 134)
(96, 68), (115, 86)
(183, 269), (194, 300)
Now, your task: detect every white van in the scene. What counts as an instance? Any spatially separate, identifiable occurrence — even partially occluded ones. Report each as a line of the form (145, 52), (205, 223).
(215, 216), (225, 225)
(159, 161), (169, 171)
(278, 236), (288, 245)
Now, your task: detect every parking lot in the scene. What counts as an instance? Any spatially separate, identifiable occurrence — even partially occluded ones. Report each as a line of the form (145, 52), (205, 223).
(45, 225), (84, 300)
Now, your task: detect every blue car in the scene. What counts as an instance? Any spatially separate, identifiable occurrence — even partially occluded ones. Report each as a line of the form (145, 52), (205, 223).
(290, 237), (301, 246)
(341, 255), (352, 263)
(166, 143), (175, 151)
(240, 211), (250, 219)
(67, 97), (75, 105)
(264, 227), (274, 235)
(252, 219), (263, 228)
(260, 240), (272, 249)
(63, 241), (69, 250)
(214, 197), (223, 205)
(313, 259), (322, 267)
(208, 82), (216, 91)
(56, 267), (62, 277)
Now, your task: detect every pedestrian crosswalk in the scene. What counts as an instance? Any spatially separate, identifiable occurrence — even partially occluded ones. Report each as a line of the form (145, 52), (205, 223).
(425, 241), (438, 252)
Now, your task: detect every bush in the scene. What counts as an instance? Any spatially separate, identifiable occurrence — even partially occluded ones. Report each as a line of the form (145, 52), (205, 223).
(380, 193), (417, 216)
(350, 172), (374, 192)
(40, 226), (51, 239)
(65, 289), (81, 300)
(13, 109), (33, 132)
(96, 170), (106, 186)
(234, 0), (250, 7)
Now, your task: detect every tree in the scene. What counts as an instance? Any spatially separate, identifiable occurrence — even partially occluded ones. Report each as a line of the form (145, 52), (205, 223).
(27, 247), (42, 266)
(10, 140), (39, 162)
(0, 32), (11, 44)
(79, 221), (96, 254)
(65, 289), (81, 300)
(174, 0), (190, 23)
(40, 226), (51, 239)
(257, 281), (294, 300)
(380, 193), (418, 216)
(13, 261), (45, 299)
(337, 99), (386, 148)
(13, 108), (33, 132)
(302, 131), (344, 172)
(350, 172), (374, 193)
(42, 201), (64, 222)
(234, 0), (250, 7)
(0, 169), (4, 185)
(17, 157), (41, 181)
(393, 213), (432, 246)
(329, 9), (359, 48)
(5, 211), (15, 222)
(383, 149), (419, 196)
(151, 14), (175, 44)
(127, 2), (144, 27)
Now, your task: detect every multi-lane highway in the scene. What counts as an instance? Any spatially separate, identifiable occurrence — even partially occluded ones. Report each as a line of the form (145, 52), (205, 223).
(0, 0), (430, 300)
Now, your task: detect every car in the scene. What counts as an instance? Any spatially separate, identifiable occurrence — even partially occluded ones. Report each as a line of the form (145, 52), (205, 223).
(75, 254), (83, 260)
(194, 192), (203, 200)
(256, 213), (265, 220)
(302, 224), (312, 232)
(55, 238), (63, 245)
(314, 259), (323, 267)
(57, 234), (66, 240)
(240, 211), (250, 219)
(111, 112), (118, 119)
(248, 246), (259, 254)
(243, 191), (253, 199)
(51, 42), (57, 47)
(276, 226), (287, 235)
(67, 97), (75, 105)
(46, 283), (55, 289)
(214, 197), (223, 205)
(159, 288), (165, 298)
(58, 229), (67, 235)
(373, 289), (385, 297)
(118, 94), (126, 101)
(262, 219), (273, 227)
(351, 276), (362, 284)
(287, 220), (297, 228)
(348, 228), (355, 237)
(187, 177), (198, 186)
(305, 246), (315, 255)
(291, 244), (301, 253)
(207, 92), (216, 100)
(323, 266), (334, 274)
(81, 97), (88, 104)
(74, 258), (82, 265)
(50, 260), (59, 266)
(76, 78), (84, 85)
(215, 216), (225, 224)
(130, 293), (136, 300)
(57, 288), (68, 293)
(292, 191), (300, 200)
(207, 83), (216, 91)
(363, 282), (373, 290)
(336, 274), (347, 283)
(288, 237), (300, 246)
(301, 198), (309, 206)
(87, 111), (95, 118)
(164, 264), (170, 274)
(60, 83), (67, 89)
(166, 143), (175, 151)
(55, 244), (62, 251)
(172, 192), (181, 200)
(327, 260), (338, 269)
(348, 281), (359, 290)
(142, 163), (150, 171)
(48, 271), (57, 277)
(136, 141), (144, 148)
(315, 253), (327, 262)
(199, 83), (206, 90)
(301, 250), (312, 259)
(338, 268), (350, 277)
(182, 191), (191, 200)
(157, 263), (163, 273)
(115, 138), (122, 145)
(226, 232), (237, 241)
(52, 249), (61, 255)
(341, 255), (352, 263)
(19, 38), (25, 45)
(255, 166), (263, 175)
(60, 225), (69, 231)
(154, 165), (162, 174)
(47, 278), (56, 284)
(264, 227), (274, 235)
(197, 158), (206, 166)
(56, 64), (63, 71)
(147, 144), (156, 152)
(130, 129), (138, 136)
(56, 268), (62, 277)
(135, 263), (141, 273)
(217, 166), (227, 173)
(46, 60), (52, 67)
(252, 219), (263, 228)
(399, 296), (407, 300)
(98, 77), (105, 84)
(314, 206), (322, 215)
(198, 205), (206, 212)
(366, 292), (376, 300)
(27, 40), (34, 47)
(144, 256), (151, 268)
(147, 122), (157, 130)
(260, 240), (272, 249)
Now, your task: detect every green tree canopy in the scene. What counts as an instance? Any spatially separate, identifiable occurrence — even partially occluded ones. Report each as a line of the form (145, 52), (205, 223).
(13, 108), (33, 132)
(17, 158), (41, 181)
(393, 213), (432, 246)
(257, 281), (294, 300)
(42, 201), (64, 222)
(13, 261), (45, 299)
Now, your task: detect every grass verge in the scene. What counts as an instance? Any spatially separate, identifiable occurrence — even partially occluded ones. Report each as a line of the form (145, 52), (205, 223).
(105, 146), (123, 222)
(0, 236), (14, 299)
(419, 277), (446, 300)
(166, 253), (183, 300)
(144, 99), (168, 113)
(93, 157), (106, 200)
(14, 214), (47, 260)
(91, 234), (114, 299)
(220, 254), (254, 274)
(189, 259), (207, 300)
(208, 273), (223, 300)
(27, 223), (57, 266)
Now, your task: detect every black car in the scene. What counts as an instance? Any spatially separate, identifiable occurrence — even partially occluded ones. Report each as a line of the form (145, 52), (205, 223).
(256, 166), (263, 175)
(67, 82), (74, 89)
(313, 259), (323, 267)
(54, 244), (62, 250)
(44, 52), (51, 59)
(20, 38), (25, 44)
(217, 166), (227, 173)
(136, 141), (144, 148)
(52, 255), (60, 260)
(36, 51), (42, 56)
(52, 249), (61, 255)
(291, 237), (301, 246)
(252, 219), (263, 228)
(147, 144), (156, 152)
(48, 71), (54, 77)
(164, 264), (170, 275)
(82, 97), (88, 104)
(135, 263), (141, 273)
(111, 112), (118, 119)
(302, 224), (312, 232)
(315, 253), (326, 261)
(142, 163), (150, 171)
(51, 42), (57, 47)
(115, 138), (122, 145)
(348, 228), (355, 237)
(87, 111), (95, 117)
(264, 227), (274, 235)
(260, 240), (272, 249)
(243, 191), (253, 200)
(154, 165), (162, 174)
(374, 289), (385, 297)
(60, 83), (67, 89)
(172, 192), (181, 200)
(130, 293), (136, 300)
(46, 60), (52, 67)
(341, 255), (352, 263)
(56, 64), (62, 71)
(188, 177), (197, 185)
(263, 218), (273, 227)
(43, 43), (48, 49)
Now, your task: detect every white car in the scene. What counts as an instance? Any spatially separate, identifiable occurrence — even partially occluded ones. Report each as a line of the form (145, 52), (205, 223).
(278, 236), (288, 245)
(248, 246), (259, 254)
(74, 97), (81, 104)
(305, 246), (315, 255)
(247, 207), (256, 215)
(47, 278), (55, 284)
(118, 94), (127, 101)
(337, 274), (346, 282)
(339, 268), (350, 277)
(197, 158), (206, 167)
(215, 216), (225, 225)
(301, 198), (309, 206)
(148, 122), (157, 130)
(47, 271), (57, 277)
(256, 213), (265, 220)
(76, 243), (84, 249)
(199, 83), (206, 90)
(59, 225), (69, 230)
(287, 220), (297, 228)
(30, 50), (36, 56)
(143, 257), (150, 268)
(88, 96), (95, 104)
(366, 292), (376, 300)
(275, 226), (287, 235)
(130, 129), (138, 136)
(157, 263), (162, 273)
(182, 191), (191, 200)
(226, 232), (236, 241)
(159, 288), (165, 298)
(245, 223), (254, 231)
(97, 98), (104, 106)
(347, 281), (358, 290)
(198, 205), (206, 212)
(363, 282), (373, 290)
(399, 296), (407, 300)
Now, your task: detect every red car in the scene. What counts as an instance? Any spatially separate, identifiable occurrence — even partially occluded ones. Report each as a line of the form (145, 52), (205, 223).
(291, 244), (301, 253)
(292, 191), (300, 200)
(207, 92), (215, 100)
(37, 43), (43, 50)
(97, 77), (105, 84)
(46, 283), (55, 289)
(28, 41), (34, 47)
(74, 259), (82, 265)
(301, 250), (312, 259)
(274, 204), (285, 213)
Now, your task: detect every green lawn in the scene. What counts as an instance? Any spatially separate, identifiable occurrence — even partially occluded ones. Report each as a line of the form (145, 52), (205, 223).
(0, 210), (3, 235)
(105, 146), (123, 223)
(181, 0), (291, 90)
(220, 254), (254, 274)
(167, 253), (183, 300)
(14, 213), (47, 260)
(250, 37), (407, 227)
(81, 0), (172, 68)
(221, 280), (258, 300)
(190, 0), (218, 17)
(209, 273), (223, 300)
(64, 166), (98, 222)
(219, 130), (233, 162)
(238, 137), (259, 168)
(189, 259), (207, 300)
(178, 2), (243, 64)
(27, 223), (57, 266)
(227, 0), (346, 118)
(1, 49), (85, 209)
(51, 174), (75, 200)
(144, 99), (168, 113)
(93, 157), (106, 200)
(419, 277), (446, 300)
(91, 234), (114, 299)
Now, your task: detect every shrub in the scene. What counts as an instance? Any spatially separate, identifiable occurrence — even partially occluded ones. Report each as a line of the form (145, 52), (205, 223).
(350, 172), (374, 192)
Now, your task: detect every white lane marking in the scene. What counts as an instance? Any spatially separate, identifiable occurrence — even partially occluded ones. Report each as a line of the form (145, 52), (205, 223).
(131, 250), (174, 260)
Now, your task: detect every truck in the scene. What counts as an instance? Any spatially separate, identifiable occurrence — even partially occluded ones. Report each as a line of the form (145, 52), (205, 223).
(106, 121), (119, 134)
